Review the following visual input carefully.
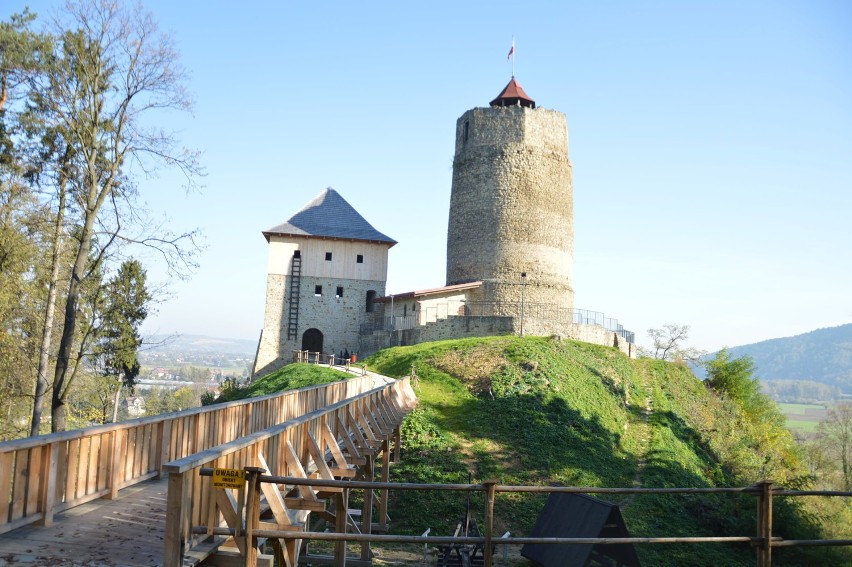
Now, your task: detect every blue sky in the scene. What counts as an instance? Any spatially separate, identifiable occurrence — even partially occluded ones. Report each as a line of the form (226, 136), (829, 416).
(5, 1), (851, 353)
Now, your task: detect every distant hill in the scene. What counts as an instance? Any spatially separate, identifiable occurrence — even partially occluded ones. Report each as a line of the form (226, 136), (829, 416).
(142, 334), (257, 356)
(704, 324), (852, 395)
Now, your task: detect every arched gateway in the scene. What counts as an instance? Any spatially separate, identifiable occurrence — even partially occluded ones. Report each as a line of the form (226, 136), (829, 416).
(302, 328), (323, 353)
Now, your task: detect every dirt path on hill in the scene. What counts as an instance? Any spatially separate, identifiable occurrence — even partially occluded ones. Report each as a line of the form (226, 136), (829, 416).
(622, 365), (654, 508)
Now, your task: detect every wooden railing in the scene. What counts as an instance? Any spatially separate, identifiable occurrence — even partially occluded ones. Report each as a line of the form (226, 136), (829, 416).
(205, 477), (852, 567)
(161, 376), (416, 567)
(0, 371), (394, 535)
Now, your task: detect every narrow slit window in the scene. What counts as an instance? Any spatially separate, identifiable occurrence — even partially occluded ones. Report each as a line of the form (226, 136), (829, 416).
(325, 252), (332, 261)
(314, 285), (322, 296)
(336, 286), (344, 298)
(356, 254), (364, 264)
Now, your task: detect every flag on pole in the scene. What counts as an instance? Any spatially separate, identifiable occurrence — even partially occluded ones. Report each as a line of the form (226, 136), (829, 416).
(507, 38), (515, 60)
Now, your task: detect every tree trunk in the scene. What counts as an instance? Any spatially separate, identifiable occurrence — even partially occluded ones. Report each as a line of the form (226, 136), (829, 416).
(111, 381), (121, 423)
(30, 179), (66, 437)
(51, 207), (96, 432)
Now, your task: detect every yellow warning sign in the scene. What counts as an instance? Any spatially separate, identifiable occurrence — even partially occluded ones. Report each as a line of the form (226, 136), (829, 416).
(212, 468), (246, 488)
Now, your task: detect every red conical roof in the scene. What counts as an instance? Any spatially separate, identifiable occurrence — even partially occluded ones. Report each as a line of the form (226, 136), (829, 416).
(489, 77), (536, 108)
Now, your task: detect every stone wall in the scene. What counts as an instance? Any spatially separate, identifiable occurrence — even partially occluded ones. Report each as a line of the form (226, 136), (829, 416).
(446, 105), (574, 309)
(358, 315), (635, 359)
(254, 274), (386, 376)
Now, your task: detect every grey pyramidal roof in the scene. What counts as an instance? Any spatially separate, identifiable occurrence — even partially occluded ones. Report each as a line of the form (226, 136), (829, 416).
(264, 188), (396, 245)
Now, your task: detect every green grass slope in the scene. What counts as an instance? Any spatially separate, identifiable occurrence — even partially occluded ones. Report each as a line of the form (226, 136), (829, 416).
(214, 363), (350, 403)
(365, 336), (847, 567)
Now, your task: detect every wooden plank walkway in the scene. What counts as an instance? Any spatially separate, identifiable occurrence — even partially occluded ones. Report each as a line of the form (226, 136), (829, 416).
(0, 477), (168, 567)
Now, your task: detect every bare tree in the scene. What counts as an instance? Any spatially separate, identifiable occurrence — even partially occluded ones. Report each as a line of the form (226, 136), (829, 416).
(817, 402), (852, 490)
(34, 0), (201, 432)
(645, 323), (706, 363)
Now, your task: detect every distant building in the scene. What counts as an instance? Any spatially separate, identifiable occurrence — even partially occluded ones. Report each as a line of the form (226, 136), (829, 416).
(253, 188), (396, 376)
(123, 396), (146, 417)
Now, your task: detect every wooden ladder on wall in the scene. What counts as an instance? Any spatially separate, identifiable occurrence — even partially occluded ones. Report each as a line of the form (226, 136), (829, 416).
(287, 253), (301, 340)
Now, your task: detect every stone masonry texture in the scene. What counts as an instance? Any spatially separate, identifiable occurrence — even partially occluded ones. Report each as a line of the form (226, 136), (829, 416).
(446, 105), (574, 312)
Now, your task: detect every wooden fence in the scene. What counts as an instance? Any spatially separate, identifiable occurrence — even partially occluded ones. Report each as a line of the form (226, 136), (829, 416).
(161, 376), (416, 566)
(208, 476), (852, 567)
(0, 371), (394, 535)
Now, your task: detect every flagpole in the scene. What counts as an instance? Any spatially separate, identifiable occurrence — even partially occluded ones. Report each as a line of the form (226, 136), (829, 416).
(511, 36), (515, 77)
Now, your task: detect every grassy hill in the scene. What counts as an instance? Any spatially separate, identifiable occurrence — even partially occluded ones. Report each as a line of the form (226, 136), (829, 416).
(363, 336), (850, 566)
(213, 363), (349, 402)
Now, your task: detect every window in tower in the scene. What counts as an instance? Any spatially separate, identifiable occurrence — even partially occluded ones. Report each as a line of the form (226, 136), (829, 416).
(463, 121), (470, 144)
(325, 252), (332, 261)
(314, 285), (323, 296)
(336, 286), (343, 298)
(356, 254), (364, 264)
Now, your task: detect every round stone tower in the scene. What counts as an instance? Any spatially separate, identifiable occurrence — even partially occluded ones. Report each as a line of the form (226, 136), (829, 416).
(446, 78), (574, 311)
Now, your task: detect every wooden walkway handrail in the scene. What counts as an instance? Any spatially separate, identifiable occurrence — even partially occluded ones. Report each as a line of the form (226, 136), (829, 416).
(162, 376), (417, 567)
(162, 379), (410, 475)
(0, 371), (393, 535)
(206, 475), (850, 567)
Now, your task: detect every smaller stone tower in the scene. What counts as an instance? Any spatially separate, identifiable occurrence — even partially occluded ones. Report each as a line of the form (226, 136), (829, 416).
(446, 78), (574, 318)
(254, 188), (396, 375)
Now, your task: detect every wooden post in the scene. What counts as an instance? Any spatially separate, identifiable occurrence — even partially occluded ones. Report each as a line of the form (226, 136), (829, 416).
(163, 471), (190, 567)
(37, 442), (59, 526)
(483, 480), (498, 567)
(159, 420), (173, 477)
(360, 454), (374, 562)
(392, 425), (401, 463)
(379, 439), (390, 525)
(244, 401), (254, 437)
(244, 467), (265, 567)
(757, 480), (773, 567)
(335, 487), (349, 567)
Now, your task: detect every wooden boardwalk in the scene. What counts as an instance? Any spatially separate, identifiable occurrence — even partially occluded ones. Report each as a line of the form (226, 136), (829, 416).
(0, 478), (168, 567)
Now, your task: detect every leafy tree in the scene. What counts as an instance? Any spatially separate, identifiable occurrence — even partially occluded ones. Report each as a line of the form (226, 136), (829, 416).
(0, 9), (50, 110)
(705, 348), (780, 422)
(30, 0), (202, 431)
(644, 323), (706, 363)
(816, 402), (852, 490)
(94, 260), (150, 422)
(143, 386), (198, 415)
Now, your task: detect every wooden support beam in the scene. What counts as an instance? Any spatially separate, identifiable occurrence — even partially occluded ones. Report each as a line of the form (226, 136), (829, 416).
(257, 454), (295, 527)
(216, 487), (246, 556)
(334, 488), (349, 567)
(336, 415), (365, 465)
(284, 441), (319, 503)
(322, 424), (356, 477)
(360, 454), (374, 562)
(379, 440), (390, 525)
(304, 432), (342, 493)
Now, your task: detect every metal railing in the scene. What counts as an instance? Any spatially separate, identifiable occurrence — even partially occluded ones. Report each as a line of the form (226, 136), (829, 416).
(360, 301), (635, 343)
(208, 476), (851, 567)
